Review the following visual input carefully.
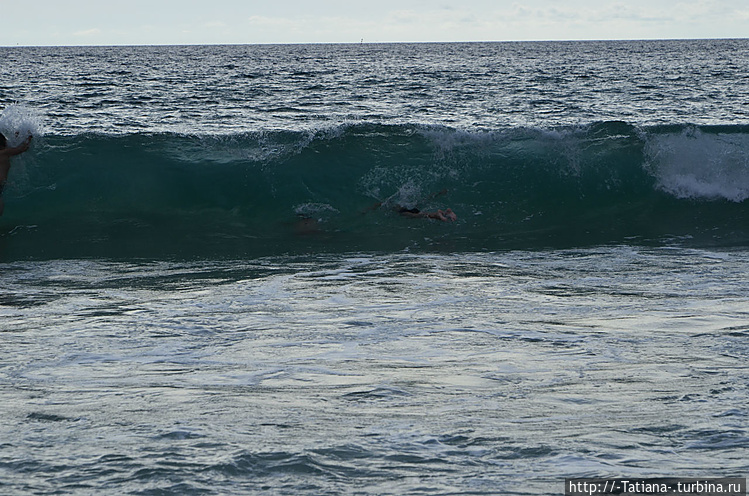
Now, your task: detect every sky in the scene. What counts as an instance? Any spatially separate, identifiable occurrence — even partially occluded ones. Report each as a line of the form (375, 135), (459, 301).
(1, 0), (747, 46)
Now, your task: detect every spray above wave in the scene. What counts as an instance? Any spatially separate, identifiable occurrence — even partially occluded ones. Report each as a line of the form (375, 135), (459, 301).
(1, 121), (748, 259)
(644, 125), (749, 202)
(0, 104), (45, 145)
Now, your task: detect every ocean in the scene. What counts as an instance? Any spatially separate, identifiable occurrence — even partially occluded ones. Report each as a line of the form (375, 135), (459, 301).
(0, 40), (747, 495)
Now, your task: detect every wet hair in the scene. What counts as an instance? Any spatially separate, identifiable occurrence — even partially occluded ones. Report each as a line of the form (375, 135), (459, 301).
(0, 133), (6, 149)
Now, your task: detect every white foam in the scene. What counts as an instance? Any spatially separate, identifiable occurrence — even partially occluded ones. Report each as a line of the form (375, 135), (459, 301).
(0, 104), (45, 145)
(645, 127), (749, 202)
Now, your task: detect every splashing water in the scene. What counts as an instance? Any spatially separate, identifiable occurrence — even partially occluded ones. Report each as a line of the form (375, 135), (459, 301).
(0, 104), (45, 145)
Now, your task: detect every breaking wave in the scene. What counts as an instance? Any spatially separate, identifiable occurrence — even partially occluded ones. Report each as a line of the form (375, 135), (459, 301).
(1, 121), (748, 259)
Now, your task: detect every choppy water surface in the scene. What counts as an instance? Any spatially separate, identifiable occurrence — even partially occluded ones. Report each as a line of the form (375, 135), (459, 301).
(1, 248), (747, 494)
(2, 40), (748, 134)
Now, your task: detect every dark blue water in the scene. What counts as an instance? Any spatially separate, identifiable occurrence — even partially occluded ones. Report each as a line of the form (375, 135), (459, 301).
(0, 41), (747, 495)
(3, 40), (748, 134)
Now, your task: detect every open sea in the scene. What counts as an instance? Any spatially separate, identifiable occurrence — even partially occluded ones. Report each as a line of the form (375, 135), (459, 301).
(1, 40), (748, 495)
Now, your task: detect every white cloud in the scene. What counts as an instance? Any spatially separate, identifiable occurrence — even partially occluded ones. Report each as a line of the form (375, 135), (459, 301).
(73, 28), (102, 38)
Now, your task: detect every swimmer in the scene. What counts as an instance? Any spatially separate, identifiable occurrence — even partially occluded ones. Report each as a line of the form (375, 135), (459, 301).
(398, 206), (457, 222)
(363, 188), (457, 222)
(0, 133), (32, 216)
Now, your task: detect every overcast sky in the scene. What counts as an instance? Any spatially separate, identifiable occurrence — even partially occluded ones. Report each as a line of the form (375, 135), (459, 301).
(1, 0), (747, 46)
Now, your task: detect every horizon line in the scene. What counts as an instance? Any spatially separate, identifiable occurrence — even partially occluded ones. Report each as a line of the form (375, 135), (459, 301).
(2, 36), (747, 49)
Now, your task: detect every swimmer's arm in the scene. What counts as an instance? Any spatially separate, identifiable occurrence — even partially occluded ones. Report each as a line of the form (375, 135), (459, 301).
(400, 210), (427, 219)
(4, 135), (32, 156)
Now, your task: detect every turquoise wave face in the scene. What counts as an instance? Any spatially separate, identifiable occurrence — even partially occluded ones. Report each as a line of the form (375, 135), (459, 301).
(2, 122), (748, 260)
